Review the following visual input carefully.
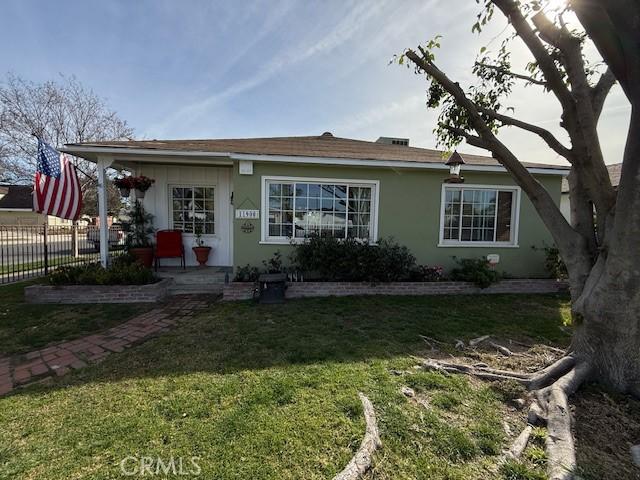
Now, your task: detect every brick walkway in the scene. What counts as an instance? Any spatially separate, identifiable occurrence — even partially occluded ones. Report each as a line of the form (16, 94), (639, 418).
(0, 295), (212, 397)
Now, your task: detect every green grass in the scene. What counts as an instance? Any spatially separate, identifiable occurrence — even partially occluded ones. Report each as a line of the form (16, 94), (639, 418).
(0, 281), (154, 356)
(0, 294), (571, 479)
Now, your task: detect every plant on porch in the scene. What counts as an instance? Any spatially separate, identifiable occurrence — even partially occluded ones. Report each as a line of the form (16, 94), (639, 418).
(131, 175), (155, 199)
(124, 201), (155, 268)
(192, 225), (212, 266)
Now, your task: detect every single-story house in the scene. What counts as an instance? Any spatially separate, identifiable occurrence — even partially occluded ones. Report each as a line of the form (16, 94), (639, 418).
(560, 163), (621, 219)
(0, 185), (71, 226)
(63, 133), (568, 277)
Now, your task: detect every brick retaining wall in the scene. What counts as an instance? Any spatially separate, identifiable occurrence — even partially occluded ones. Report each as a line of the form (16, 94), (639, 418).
(25, 279), (171, 304)
(222, 279), (567, 301)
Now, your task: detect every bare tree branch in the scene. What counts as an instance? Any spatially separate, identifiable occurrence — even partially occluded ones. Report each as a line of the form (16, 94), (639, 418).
(474, 62), (548, 86)
(478, 107), (572, 158)
(492, 0), (575, 111)
(500, 2), (617, 232)
(439, 123), (489, 150)
(591, 68), (617, 121)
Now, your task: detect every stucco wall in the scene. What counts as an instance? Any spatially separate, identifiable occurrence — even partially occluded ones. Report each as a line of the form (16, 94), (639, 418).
(232, 162), (563, 278)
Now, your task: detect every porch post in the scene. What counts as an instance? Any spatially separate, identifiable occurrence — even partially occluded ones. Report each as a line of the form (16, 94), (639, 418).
(96, 155), (113, 268)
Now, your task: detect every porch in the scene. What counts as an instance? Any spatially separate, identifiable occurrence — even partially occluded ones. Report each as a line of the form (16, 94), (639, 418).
(156, 266), (231, 295)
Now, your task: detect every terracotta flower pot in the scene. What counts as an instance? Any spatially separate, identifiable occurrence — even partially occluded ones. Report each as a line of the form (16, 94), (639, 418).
(129, 247), (154, 268)
(192, 246), (212, 266)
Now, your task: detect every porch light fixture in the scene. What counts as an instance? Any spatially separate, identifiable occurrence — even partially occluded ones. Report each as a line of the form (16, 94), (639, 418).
(444, 151), (465, 183)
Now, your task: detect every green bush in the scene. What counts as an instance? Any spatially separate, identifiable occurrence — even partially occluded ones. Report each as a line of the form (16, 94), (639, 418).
(533, 244), (568, 280)
(450, 257), (501, 288)
(290, 236), (418, 282)
(234, 264), (261, 282)
(49, 260), (156, 286)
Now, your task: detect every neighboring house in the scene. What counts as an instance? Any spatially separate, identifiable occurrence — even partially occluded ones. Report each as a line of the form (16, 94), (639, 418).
(63, 133), (568, 277)
(560, 163), (621, 219)
(0, 185), (71, 226)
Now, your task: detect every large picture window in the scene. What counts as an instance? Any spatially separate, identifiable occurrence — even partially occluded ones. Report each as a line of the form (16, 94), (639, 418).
(262, 177), (378, 242)
(170, 186), (215, 234)
(440, 185), (519, 246)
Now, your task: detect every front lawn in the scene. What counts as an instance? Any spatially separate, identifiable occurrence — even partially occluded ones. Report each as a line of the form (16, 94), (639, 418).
(0, 281), (153, 356)
(4, 293), (625, 480)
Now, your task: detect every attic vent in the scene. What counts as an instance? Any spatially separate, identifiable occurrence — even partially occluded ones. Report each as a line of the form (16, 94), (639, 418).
(376, 136), (409, 146)
(321, 131), (333, 137)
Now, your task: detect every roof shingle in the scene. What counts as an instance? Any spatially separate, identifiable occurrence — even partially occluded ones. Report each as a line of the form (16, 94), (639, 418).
(67, 134), (568, 171)
(0, 185), (33, 210)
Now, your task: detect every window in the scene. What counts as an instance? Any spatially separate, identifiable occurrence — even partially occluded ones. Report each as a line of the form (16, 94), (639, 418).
(440, 185), (519, 246)
(262, 177), (378, 242)
(170, 186), (215, 234)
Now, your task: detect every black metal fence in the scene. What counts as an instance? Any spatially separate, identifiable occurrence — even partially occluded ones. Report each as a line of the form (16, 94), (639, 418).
(0, 225), (126, 284)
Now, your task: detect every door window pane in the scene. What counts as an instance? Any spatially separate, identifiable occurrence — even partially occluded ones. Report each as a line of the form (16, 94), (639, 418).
(170, 186), (215, 234)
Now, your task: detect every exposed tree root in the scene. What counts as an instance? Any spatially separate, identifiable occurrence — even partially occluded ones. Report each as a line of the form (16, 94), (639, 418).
(417, 355), (591, 480)
(506, 424), (533, 459)
(332, 393), (381, 480)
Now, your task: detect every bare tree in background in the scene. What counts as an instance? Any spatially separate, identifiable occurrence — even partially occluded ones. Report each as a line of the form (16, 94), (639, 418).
(0, 73), (133, 214)
(400, 0), (639, 478)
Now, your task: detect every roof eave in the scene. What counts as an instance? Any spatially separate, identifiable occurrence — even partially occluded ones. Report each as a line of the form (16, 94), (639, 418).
(61, 144), (569, 176)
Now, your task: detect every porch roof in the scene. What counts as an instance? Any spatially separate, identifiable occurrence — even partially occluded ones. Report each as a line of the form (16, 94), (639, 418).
(63, 133), (570, 175)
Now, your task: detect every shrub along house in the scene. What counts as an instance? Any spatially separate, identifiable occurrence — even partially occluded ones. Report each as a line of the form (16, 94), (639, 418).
(62, 133), (567, 278)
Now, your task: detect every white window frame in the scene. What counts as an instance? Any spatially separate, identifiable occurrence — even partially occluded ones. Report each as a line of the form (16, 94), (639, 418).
(260, 175), (380, 244)
(438, 183), (521, 248)
(168, 184), (216, 235)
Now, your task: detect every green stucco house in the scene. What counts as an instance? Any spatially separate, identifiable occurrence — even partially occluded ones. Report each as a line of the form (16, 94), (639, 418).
(64, 133), (567, 278)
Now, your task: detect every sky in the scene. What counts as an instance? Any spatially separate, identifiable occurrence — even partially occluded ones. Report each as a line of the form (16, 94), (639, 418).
(0, 0), (631, 166)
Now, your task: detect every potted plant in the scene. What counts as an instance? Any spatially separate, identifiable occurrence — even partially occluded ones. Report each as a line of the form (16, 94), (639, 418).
(114, 176), (134, 198)
(131, 175), (155, 199)
(192, 225), (212, 266)
(124, 200), (155, 267)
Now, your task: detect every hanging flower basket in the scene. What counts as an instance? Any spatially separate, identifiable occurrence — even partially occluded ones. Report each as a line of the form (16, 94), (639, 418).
(114, 176), (135, 198)
(131, 176), (155, 200)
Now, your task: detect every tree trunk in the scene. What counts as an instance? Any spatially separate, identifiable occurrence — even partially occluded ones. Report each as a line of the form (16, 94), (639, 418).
(571, 261), (640, 396)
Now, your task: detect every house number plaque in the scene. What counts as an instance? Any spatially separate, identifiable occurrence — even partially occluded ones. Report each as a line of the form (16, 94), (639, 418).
(235, 209), (259, 219)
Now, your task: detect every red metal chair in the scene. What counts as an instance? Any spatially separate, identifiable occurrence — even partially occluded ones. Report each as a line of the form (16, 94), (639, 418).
(154, 229), (185, 270)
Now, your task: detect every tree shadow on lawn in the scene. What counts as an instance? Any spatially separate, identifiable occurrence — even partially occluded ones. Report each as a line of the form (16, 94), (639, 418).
(7, 293), (638, 480)
(10, 293), (572, 397)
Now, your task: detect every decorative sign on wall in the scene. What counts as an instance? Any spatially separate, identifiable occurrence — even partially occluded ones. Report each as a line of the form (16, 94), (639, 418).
(235, 209), (259, 219)
(240, 221), (255, 233)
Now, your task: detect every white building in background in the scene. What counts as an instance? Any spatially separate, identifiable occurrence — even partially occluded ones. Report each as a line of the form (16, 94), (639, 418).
(560, 163), (621, 220)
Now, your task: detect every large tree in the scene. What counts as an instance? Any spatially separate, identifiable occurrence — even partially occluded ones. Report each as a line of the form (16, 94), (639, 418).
(0, 74), (133, 215)
(400, 0), (638, 478)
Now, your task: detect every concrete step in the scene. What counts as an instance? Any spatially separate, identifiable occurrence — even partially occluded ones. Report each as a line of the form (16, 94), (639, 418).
(170, 274), (227, 285)
(168, 283), (224, 296)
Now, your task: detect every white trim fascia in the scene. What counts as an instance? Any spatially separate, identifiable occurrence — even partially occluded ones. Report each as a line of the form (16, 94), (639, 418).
(0, 208), (33, 212)
(260, 175), (380, 244)
(438, 183), (522, 248)
(61, 145), (232, 158)
(61, 145), (568, 175)
(231, 153), (568, 176)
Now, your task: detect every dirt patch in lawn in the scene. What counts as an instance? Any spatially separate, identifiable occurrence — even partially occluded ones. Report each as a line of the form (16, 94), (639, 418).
(413, 339), (640, 480)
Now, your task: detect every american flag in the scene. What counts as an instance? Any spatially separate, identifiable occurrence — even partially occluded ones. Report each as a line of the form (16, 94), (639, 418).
(33, 139), (82, 221)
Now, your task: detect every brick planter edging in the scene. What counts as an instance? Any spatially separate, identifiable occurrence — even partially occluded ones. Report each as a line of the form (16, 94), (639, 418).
(222, 279), (568, 301)
(24, 279), (171, 304)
